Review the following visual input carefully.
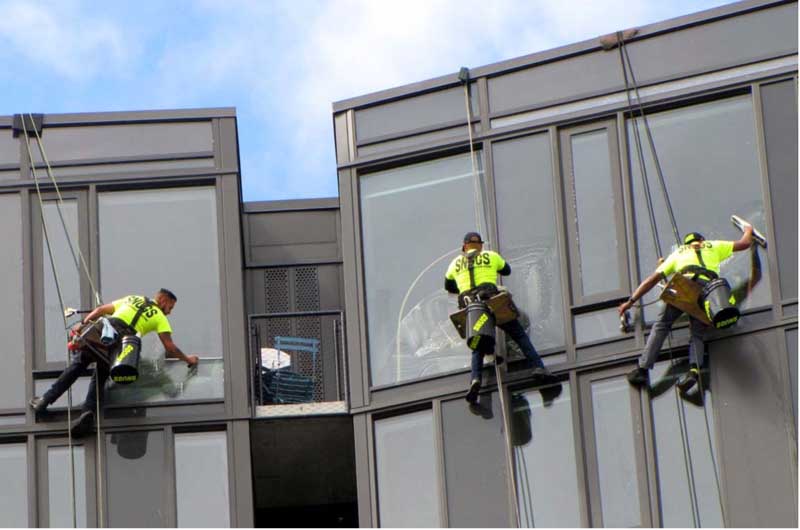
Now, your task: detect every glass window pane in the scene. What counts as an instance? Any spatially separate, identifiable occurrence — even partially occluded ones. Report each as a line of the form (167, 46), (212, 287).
(360, 153), (485, 386)
(512, 383), (581, 527)
(574, 308), (624, 345)
(591, 377), (642, 527)
(0, 443), (28, 527)
(650, 361), (724, 527)
(0, 194), (25, 408)
(629, 96), (772, 322)
(175, 432), (230, 528)
(442, 394), (510, 527)
(494, 134), (565, 351)
(570, 129), (623, 297)
(35, 378), (91, 409)
(48, 446), (87, 528)
(99, 187), (223, 403)
(106, 430), (166, 527)
(43, 200), (80, 363)
(374, 410), (440, 527)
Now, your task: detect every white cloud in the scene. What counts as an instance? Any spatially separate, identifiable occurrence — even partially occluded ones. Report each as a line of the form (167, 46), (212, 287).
(0, 0), (131, 80)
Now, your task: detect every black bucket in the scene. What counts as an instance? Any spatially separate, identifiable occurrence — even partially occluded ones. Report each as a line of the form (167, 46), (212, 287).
(701, 278), (740, 329)
(110, 335), (141, 384)
(465, 302), (495, 352)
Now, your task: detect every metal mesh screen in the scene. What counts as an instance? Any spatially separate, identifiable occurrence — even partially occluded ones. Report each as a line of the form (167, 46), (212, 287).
(294, 267), (320, 311)
(264, 269), (290, 313)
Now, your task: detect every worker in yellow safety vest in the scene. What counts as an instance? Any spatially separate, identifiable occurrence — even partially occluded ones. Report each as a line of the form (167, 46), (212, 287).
(619, 224), (754, 393)
(445, 232), (554, 403)
(30, 288), (198, 436)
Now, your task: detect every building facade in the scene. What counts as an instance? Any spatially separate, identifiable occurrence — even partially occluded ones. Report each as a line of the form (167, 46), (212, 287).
(331, 0), (797, 527)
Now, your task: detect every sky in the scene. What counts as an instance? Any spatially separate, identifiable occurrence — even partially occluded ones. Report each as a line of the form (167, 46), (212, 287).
(0, 0), (734, 202)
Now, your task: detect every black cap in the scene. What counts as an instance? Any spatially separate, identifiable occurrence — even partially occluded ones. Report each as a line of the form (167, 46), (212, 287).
(683, 232), (705, 245)
(463, 232), (483, 244)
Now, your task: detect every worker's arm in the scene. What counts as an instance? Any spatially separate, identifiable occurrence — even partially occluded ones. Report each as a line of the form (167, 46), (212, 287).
(618, 271), (664, 316)
(444, 278), (459, 294)
(732, 223), (754, 251)
(158, 332), (199, 366)
(72, 303), (116, 332)
(498, 263), (511, 276)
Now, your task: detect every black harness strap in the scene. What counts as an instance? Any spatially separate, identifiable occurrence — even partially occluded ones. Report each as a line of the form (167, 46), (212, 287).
(466, 253), (477, 290)
(128, 296), (155, 332)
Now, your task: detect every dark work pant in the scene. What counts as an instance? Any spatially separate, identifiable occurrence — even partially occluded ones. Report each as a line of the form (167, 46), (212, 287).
(638, 303), (707, 370)
(470, 318), (544, 382)
(42, 349), (111, 413)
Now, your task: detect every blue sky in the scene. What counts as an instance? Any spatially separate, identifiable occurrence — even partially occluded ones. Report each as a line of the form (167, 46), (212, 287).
(0, 0), (733, 202)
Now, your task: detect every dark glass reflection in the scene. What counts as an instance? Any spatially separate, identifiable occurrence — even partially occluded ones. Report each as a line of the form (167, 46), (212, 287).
(106, 430), (166, 527)
(511, 383), (581, 527)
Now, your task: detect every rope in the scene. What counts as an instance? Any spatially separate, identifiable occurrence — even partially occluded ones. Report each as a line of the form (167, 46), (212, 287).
(21, 120), (77, 529)
(462, 78), (483, 236)
(494, 362), (521, 527)
(615, 34), (727, 524)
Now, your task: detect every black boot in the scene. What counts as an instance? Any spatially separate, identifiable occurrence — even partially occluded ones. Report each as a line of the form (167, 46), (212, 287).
(70, 410), (95, 438)
(29, 396), (49, 416)
(465, 379), (481, 404)
(627, 366), (649, 387)
(531, 366), (554, 382)
(677, 366), (700, 394)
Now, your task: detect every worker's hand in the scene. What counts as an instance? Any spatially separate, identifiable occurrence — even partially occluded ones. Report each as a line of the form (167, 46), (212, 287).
(618, 300), (633, 316)
(71, 322), (83, 334)
(185, 355), (199, 367)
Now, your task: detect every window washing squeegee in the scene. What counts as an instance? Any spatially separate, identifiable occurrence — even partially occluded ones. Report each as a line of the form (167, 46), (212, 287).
(731, 214), (767, 247)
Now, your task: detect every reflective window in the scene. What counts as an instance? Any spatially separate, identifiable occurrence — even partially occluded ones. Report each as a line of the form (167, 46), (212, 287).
(442, 394), (510, 527)
(591, 377), (642, 527)
(0, 194), (25, 408)
(35, 377), (91, 409)
(512, 383), (581, 527)
(565, 126), (625, 299)
(48, 446), (87, 528)
(493, 134), (565, 351)
(374, 410), (440, 527)
(106, 430), (167, 527)
(175, 432), (230, 528)
(574, 308), (624, 345)
(788, 329), (798, 431)
(649, 361), (723, 527)
(0, 443), (28, 527)
(629, 96), (772, 322)
(43, 200), (80, 364)
(99, 187), (223, 403)
(360, 154), (485, 386)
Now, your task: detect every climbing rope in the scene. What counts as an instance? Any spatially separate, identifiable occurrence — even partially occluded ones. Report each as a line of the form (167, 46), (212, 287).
(461, 70), (484, 236)
(21, 118), (77, 529)
(615, 34), (727, 524)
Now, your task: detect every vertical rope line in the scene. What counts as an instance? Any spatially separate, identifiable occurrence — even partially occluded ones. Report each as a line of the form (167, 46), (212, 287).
(22, 121), (77, 529)
(29, 114), (102, 306)
(494, 363), (520, 527)
(620, 44), (680, 245)
(462, 81), (483, 237)
(693, 362), (727, 524)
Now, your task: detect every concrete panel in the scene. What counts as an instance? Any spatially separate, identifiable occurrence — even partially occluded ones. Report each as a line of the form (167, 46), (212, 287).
(0, 129), (18, 164)
(246, 210), (340, 266)
(710, 330), (797, 527)
(355, 84), (476, 142)
(761, 79), (798, 301)
(488, 2), (797, 115)
(30, 121), (213, 163)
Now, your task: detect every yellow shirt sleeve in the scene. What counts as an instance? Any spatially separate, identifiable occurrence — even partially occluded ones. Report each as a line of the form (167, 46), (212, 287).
(489, 251), (506, 271)
(709, 240), (734, 262)
(445, 257), (458, 280)
(655, 252), (678, 277)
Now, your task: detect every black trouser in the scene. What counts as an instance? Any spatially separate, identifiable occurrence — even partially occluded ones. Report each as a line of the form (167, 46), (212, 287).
(42, 349), (112, 413)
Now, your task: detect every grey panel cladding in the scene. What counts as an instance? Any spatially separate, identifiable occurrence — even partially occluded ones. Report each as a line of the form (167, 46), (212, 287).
(710, 330), (798, 527)
(761, 79), (798, 300)
(257, 264), (341, 313)
(28, 121), (214, 163)
(0, 130), (18, 164)
(354, 84), (477, 143)
(246, 209), (340, 266)
(488, 2), (798, 115)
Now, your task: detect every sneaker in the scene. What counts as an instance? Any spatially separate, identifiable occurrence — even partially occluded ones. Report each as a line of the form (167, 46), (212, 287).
(70, 410), (95, 438)
(627, 367), (649, 387)
(530, 366), (553, 381)
(677, 367), (700, 394)
(465, 379), (481, 404)
(29, 396), (48, 415)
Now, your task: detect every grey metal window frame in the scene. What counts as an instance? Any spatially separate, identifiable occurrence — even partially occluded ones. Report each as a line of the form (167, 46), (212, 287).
(35, 435), (98, 527)
(560, 119), (631, 308)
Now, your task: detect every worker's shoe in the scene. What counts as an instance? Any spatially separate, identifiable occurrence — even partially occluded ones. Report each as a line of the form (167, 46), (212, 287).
(627, 366), (649, 387)
(465, 379), (481, 404)
(70, 410), (95, 438)
(530, 366), (554, 382)
(29, 396), (49, 416)
(677, 367), (700, 395)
